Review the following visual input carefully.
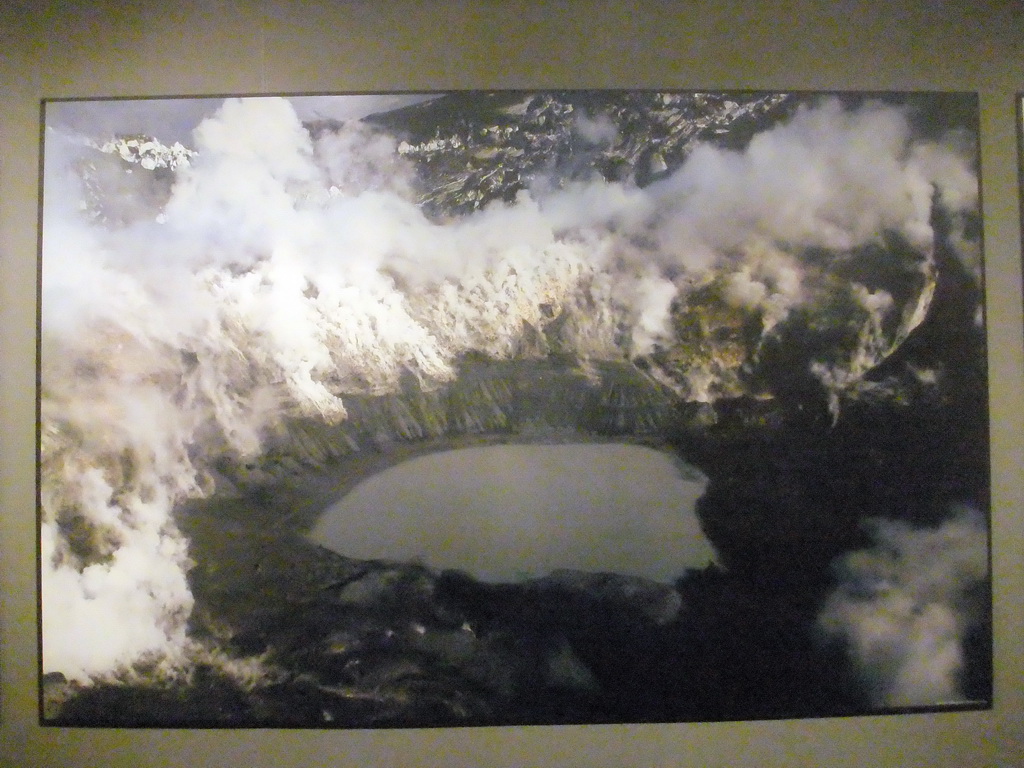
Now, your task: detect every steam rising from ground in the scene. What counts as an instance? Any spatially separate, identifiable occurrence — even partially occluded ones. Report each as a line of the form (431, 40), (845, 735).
(40, 95), (979, 683)
(818, 509), (989, 707)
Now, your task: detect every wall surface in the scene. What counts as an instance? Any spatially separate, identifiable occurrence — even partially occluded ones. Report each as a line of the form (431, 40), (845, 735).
(2, 1), (1023, 765)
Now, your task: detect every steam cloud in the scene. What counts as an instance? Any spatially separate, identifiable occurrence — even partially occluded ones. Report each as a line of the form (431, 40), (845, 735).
(40, 95), (979, 682)
(818, 508), (989, 707)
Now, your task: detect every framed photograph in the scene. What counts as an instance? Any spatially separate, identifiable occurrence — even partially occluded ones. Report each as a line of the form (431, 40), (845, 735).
(38, 90), (991, 727)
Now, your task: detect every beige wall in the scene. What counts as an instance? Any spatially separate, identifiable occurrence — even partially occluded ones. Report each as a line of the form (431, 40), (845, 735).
(2, 1), (1022, 765)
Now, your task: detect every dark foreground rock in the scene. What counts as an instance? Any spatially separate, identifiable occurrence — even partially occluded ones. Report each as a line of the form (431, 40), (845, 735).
(48, 547), (864, 727)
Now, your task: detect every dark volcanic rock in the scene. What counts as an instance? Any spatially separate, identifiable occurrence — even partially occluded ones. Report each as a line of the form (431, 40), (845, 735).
(366, 91), (797, 217)
(682, 195), (989, 587)
(524, 570), (683, 627)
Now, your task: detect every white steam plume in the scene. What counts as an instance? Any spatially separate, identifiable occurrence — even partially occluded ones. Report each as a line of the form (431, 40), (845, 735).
(817, 508), (989, 707)
(40, 95), (978, 681)
(647, 99), (977, 256)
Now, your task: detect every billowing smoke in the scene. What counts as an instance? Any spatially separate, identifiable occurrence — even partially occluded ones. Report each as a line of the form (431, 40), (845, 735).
(817, 508), (989, 707)
(646, 99), (957, 254)
(40, 94), (979, 682)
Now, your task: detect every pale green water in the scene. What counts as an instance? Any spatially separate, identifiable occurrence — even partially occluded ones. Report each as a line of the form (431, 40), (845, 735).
(310, 443), (716, 583)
